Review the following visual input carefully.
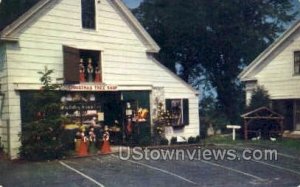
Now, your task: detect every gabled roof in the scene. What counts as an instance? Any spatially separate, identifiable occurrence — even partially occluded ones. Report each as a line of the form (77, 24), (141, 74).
(151, 57), (199, 95)
(238, 20), (300, 81)
(241, 107), (284, 119)
(0, 0), (160, 53)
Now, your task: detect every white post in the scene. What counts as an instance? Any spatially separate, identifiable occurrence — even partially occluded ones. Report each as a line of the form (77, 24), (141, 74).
(232, 128), (236, 141)
(226, 125), (241, 141)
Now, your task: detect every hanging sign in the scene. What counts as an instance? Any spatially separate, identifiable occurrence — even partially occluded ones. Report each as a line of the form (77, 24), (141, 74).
(61, 84), (118, 91)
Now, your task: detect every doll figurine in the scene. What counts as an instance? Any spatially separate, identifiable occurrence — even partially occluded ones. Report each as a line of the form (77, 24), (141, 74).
(78, 128), (88, 157)
(87, 58), (94, 82)
(88, 127), (97, 154)
(94, 66), (102, 83)
(79, 58), (85, 82)
(100, 126), (111, 154)
(91, 117), (97, 127)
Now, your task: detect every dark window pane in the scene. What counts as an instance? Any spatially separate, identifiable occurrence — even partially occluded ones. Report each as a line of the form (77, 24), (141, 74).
(294, 51), (300, 74)
(81, 0), (96, 29)
(165, 99), (189, 126)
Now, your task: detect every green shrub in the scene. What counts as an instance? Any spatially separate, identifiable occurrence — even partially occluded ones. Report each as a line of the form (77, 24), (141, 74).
(188, 136), (196, 144)
(195, 135), (200, 143)
(170, 137), (177, 145)
(160, 138), (169, 145)
(19, 119), (66, 161)
(247, 86), (270, 112)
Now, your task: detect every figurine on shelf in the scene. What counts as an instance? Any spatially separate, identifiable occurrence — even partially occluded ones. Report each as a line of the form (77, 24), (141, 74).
(79, 58), (85, 82)
(94, 66), (102, 83)
(89, 94), (96, 101)
(91, 117), (97, 127)
(88, 127), (97, 154)
(100, 125), (111, 154)
(87, 58), (94, 82)
(125, 102), (133, 136)
(78, 127), (88, 157)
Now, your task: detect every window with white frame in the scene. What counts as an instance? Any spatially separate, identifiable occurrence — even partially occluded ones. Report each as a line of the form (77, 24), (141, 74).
(294, 51), (300, 75)
(165, 99), (189, 127)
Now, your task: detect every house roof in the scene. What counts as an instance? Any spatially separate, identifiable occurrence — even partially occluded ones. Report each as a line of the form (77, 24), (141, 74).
(0, 0), (160, 53)
(238, 20), (300, 81)
(241, 107), (284, 119)
(151, 57), (199, 94)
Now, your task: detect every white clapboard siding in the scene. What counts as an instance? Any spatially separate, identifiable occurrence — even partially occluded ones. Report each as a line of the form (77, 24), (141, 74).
(255, 30), (300, 99)
(0, 44), (8, 151)
(3, 0), (199, 157)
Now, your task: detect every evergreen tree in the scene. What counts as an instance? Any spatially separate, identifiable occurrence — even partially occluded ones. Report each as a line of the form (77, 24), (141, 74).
(247, 86), (271, 112)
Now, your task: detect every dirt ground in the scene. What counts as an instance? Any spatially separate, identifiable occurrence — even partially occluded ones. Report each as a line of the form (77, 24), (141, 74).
(0, 143), (299, 187)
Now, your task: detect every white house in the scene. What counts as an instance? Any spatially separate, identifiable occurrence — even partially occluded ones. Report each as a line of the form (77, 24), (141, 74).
(0, 0), (200, 158)
(239, 20), (300, 134)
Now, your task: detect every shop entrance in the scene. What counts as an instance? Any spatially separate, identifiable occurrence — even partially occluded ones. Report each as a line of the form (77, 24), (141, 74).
(20, 90), (151, 152)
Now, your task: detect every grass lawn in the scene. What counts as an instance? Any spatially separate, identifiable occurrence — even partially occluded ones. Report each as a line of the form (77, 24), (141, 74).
(204, 134), (300, 153)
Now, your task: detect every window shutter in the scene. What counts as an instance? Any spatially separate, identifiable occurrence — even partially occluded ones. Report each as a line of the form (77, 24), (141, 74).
(165, 99), (172, 113)
(182, 99), (189, 125)
(63, 46), (80, 84)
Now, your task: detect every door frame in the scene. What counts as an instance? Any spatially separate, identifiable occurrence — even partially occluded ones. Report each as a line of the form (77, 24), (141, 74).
(293, 100), (300, 131)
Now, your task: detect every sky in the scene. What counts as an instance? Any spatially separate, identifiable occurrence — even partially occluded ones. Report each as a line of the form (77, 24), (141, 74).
(123, 0), (143, 9)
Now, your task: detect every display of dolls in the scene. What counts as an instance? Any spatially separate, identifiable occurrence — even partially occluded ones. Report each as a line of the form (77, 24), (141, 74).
(79, 58), (85, 82)
(100, 126), (112, 154)
(87, 58), (94, 82)
(94, 66), (102, 83)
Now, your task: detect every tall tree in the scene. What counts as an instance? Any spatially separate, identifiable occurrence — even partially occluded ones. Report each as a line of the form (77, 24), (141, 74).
(134, 0), (297, 123)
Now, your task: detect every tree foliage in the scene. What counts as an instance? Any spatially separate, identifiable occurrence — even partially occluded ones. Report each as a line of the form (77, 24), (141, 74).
(247, 86), (271, 112)
(0, 0), (40, 30)
(20, 68), (65, 161)
(134, 0), (297, 123)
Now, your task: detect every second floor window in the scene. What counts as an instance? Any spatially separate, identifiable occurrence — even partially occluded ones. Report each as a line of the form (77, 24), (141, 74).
(63, 46), (102, 84)
(81, 0), (96, 29)
(294, 51), (300, 75)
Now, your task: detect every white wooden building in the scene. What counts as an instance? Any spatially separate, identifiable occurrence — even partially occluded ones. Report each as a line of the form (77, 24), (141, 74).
(0, 0), (200, 158)
(239, 20), (300, 134)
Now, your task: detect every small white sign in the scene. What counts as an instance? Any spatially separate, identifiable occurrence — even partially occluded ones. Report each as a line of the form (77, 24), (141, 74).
(226, 125), (241, 141)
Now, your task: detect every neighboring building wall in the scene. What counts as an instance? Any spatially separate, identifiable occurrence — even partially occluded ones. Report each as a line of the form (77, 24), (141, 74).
(4, 0), (199, 157)
(0, 43), (11, 155)
(253, 29), (300, 100)
(0, 44), (4, 150)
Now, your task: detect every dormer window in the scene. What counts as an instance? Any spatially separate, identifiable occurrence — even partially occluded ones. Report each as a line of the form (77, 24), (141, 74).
(294, 51), (300, 75)
(81, 0), (96, 29)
